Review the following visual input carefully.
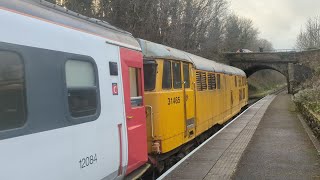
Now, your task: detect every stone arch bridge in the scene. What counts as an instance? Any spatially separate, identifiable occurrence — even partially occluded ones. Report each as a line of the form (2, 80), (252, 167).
(224, 51), (313, 94)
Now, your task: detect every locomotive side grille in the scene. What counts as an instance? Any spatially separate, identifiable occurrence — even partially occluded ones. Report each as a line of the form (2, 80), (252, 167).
(212, 74), (216, 89)
(208, 74), (213, 90)
(217, 74), (221, 89)
(243, 88), (246, 99)
(208, 73), (216, 90)
(196, 71), (208, 91)
(235, 76), (237, 87)
(196, 71), (202, 91)
(201, 72), (207, 90)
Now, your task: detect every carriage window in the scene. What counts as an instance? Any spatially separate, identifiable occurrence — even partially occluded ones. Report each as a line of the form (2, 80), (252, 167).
(217, 74), (221, 89)
(173, 61), (182, 89)
(129, 67), (142, 107)
(143, 61), (157, 91)
(0, 51), (26, 131)
(183, 63), (190, 88)
(66, 60), (97, 118)
(162, 60), (172, 89)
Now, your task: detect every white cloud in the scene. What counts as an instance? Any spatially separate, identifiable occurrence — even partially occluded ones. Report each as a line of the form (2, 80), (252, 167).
(230, 0), (320, 49)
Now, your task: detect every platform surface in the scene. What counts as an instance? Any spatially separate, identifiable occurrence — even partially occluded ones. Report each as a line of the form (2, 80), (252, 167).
(161, 93), (320, 180)
(233, 93), (320, 180)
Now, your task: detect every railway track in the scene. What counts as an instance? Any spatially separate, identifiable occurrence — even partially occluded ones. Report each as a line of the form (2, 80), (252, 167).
(248, 86), (287, 105)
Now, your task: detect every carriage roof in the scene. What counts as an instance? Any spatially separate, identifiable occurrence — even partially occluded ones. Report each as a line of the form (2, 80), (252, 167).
(137, 39), (246, 76)
(0, 0), (141, 51)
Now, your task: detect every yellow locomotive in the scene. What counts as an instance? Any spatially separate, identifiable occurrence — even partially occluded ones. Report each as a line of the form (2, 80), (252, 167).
(138, 39), (248, 170)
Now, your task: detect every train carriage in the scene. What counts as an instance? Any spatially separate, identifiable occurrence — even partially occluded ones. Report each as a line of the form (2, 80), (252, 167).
(138, 39), (248, 171)
(0, 0), (249, 179)
(0, 1), (148, 179)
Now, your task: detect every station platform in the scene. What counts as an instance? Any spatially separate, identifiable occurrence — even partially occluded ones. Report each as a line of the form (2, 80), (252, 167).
(159, 93), (320, 180)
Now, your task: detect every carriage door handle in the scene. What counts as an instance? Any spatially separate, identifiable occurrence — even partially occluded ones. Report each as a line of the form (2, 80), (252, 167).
(127, 116), (134, 119)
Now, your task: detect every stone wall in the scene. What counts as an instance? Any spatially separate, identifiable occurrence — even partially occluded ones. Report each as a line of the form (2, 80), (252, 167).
(295, 102), (320, 141)
(296, 49), (320, 69)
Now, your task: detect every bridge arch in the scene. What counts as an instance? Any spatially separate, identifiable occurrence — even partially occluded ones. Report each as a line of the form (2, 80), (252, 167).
(224, 52), (314, 94)
(242, 64), (288, 78)
(230, 62), (290, 92)
(230, 61), (291, 92)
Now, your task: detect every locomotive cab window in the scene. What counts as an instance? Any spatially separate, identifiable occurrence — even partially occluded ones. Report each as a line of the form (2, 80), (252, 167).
(183, 63), (190, 88)
(66, 60), (98, 118)
(129, 67), (142, 107)
(0, 51), (26, 131)
(143, 60), (157, 91)
(162, 60), (172, 89)
(172, 61), (182, 89)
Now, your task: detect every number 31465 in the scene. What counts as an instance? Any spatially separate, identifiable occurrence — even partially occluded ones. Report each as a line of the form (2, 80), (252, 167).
(168, 97), (180, 105)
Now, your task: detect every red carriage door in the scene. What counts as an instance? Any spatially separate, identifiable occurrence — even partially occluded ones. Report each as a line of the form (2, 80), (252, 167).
(120, 48), (148, 175)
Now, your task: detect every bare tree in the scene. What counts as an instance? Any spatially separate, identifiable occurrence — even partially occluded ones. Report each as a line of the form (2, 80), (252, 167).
(224, 15), (242, 52)
(296, 16), (320, 50)
(238, 17), (259, 50)
(224, 14), (261, 52)
(198, 0), (229, 58)
(255, 38), (273, 52)
(50, 0), (272, 58)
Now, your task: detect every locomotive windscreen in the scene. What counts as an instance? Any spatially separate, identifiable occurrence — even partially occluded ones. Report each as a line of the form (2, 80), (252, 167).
(143, 60), (157, 91)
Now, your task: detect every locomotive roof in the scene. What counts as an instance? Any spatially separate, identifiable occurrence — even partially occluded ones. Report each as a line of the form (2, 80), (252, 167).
(0, 0), (141, 51)
(137, 39), (246, 76)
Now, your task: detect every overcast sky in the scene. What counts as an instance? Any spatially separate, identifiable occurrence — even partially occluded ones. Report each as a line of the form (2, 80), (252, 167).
(230, 0), (320, 49)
